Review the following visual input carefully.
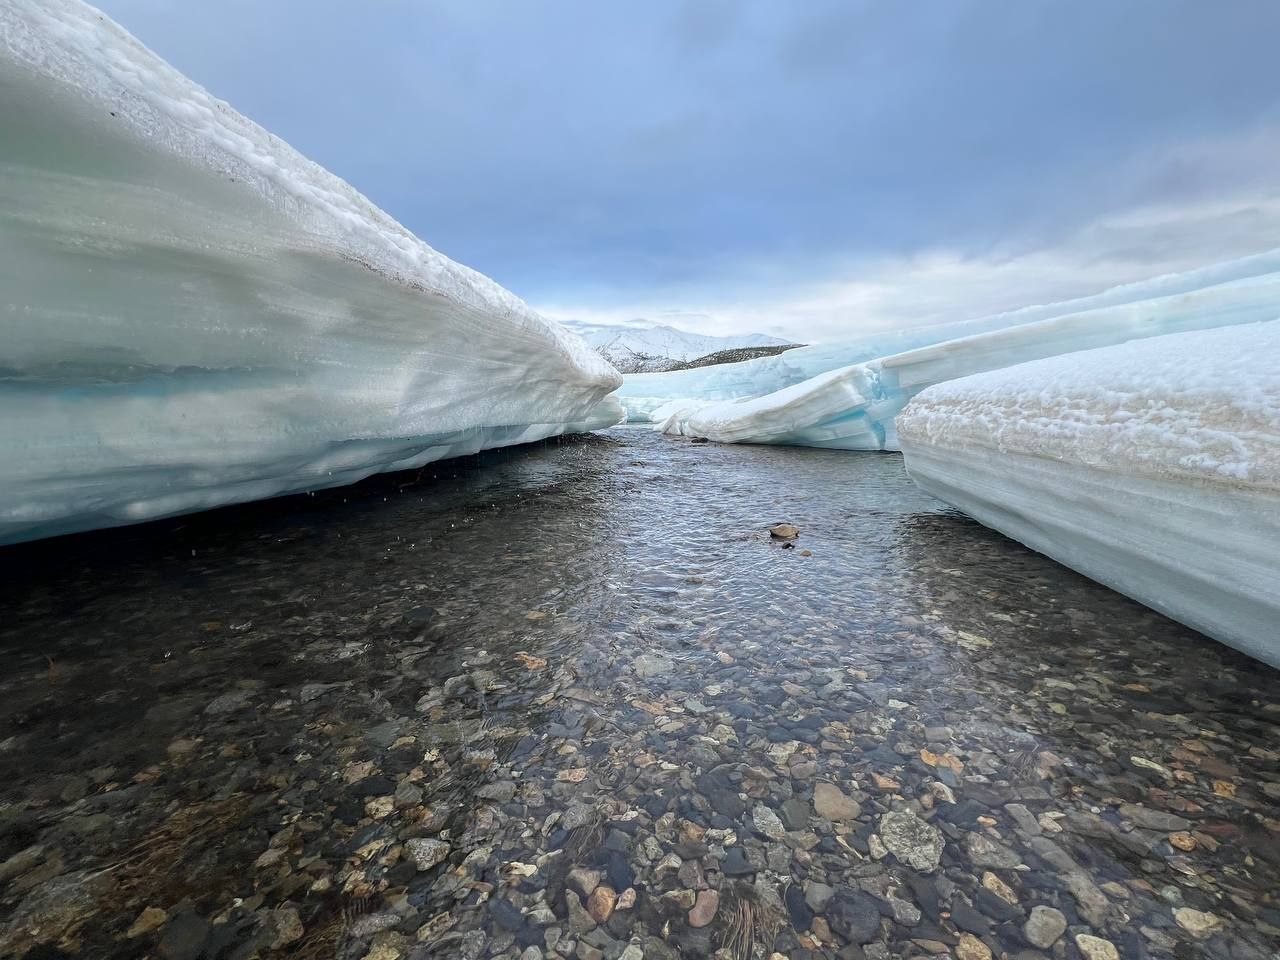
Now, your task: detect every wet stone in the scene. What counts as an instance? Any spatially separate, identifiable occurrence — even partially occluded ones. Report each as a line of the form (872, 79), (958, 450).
(950, 897), (991, 936)
(805, 881), (835, 913)
(1024, 905), (1066, 948)
(406, 838), (450, 871)
(634, 654), (674, 678)
(965, 832), (1021, 868)
(781, 797), (810, 830)
(566, 892), (596, 934)
(1075, 934), (1121, 960)
(878, 809), (944, 872)
(753, 804), (787, 840)
(490, 898), (525, 933)
(813, 781), (861, 821)
(827, 888), (882, 944)
(785, 883), (814, 932)
(157, 913), (210, 960)
(955, 932), (993, 960)
(688, 889), (719, 928)
(1174, 906), (1225, 938)
(973, 886), (1021, 922)
(720, 847), (756, 876)
(477, 781), (517, 803)
(1118, 803), (1192, 832)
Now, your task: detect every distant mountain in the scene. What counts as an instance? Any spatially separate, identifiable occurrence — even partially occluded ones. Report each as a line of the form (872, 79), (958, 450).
(561, 320), (791, 373)
(667, 344), (803, 371)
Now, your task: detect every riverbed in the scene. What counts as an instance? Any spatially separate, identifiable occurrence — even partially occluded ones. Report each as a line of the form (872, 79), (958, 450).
(1, 428), (1276, 959)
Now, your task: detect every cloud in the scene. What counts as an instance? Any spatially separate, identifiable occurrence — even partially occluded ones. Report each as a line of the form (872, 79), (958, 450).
(94, 1), (1280, 342)
(539, 181), (1280, 343)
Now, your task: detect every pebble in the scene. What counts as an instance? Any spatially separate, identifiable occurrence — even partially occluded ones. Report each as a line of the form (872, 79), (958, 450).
(877, 809), (944, 872)
(1118, 804), (1192, 832)
(634, 654), (674, 678)
(753, 804), (787, 840)
(980, 871), (1017, 905)
(406, 838), (450, 871)
(955, 932), (992, 960)
(568, 867), (602, 896)
(1173, 906), (1225, 938)
(720, 847), (755, 876)
(827, 888), (881, 944)
(965, 832), (1021, 868)
(1074, 934), (1121, 960)
(688, 889), (719, 928)
(813, 781), (861, 821)
(566, 892), (596, 934)
(1023, 905), (1066, 948)
(587, 885), (617, 923)
(805, 881), (835, 912)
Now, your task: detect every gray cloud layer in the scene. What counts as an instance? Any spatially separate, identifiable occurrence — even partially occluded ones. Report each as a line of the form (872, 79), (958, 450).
(96, 1), (1280, 340)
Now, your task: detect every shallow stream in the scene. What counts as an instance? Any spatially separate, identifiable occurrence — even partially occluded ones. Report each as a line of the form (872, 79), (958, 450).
(1, 428), (1276, 959)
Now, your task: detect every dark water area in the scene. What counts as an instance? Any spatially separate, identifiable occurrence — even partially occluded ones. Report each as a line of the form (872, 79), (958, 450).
(0, 428), (1276, 960)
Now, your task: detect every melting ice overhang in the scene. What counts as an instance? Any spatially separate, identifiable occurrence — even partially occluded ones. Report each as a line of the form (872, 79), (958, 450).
(0, 0), (623, 546)
(618, 248), (1280, 449)
(899, 320), (1280, 670)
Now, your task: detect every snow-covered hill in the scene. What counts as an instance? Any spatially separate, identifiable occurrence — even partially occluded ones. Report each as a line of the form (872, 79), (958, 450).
(561, 320), (789, 373)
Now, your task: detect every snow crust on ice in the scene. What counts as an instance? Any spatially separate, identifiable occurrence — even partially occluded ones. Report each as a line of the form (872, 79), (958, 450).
(617, 248), (1280, 424)
(651, 267), (1280, 451)
(0, 0), (621, 545)
(899, 321), (1280, 667)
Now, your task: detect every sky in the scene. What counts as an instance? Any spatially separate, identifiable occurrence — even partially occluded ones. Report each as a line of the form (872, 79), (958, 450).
(96, 1), (1280, 343)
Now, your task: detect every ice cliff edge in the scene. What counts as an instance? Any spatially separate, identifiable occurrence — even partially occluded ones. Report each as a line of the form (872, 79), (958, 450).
(899, 321), (1280, 669)
(0, 0), (622, 546)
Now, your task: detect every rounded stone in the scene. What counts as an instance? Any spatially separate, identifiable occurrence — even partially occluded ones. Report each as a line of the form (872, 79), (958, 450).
(688, 890), (719, 928)
(877, 810), (944, 872)
(1174, 907), (1225, 938)
(1024, 905), (1066, 948)
(813, 782), (861, 821)
(406, 838), (450, 871)
(1075, 934), (1121, 960)
(955, 932), (992, 960)
(826, 889), (880, 944)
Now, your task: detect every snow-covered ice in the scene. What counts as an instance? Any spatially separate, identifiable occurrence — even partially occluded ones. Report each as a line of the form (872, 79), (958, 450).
(899, 321), (1280, 667)
(0, 0), (622, 545)
(645, 259), (1280, 448)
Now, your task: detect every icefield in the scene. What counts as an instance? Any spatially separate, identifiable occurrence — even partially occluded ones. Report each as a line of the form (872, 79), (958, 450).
(899, 321), (1280, 668)
(0, 1), (622, 546)
(621, 249), (1280, 448)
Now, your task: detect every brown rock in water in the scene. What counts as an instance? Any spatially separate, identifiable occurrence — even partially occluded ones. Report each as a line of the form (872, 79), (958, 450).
(956, 932), (992, 960)
(813, 781), (861, 821)
(688, 889), (719, 928)
(587, 885), (617, 923)
(769, 523), (800, 539)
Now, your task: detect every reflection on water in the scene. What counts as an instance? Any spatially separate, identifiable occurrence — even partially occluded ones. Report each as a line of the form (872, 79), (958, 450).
(0, 428), (1276, 959)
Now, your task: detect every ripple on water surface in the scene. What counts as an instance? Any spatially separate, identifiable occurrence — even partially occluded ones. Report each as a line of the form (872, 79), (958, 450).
(0, 428), (1276, 958)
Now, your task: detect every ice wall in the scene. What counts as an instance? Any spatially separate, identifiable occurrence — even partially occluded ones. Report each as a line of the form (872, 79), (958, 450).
(655, 267), (1280, 450)
(617, 248), (1280, 423)
(898, 321), (1280, 668)
(0, 0), (622, 545)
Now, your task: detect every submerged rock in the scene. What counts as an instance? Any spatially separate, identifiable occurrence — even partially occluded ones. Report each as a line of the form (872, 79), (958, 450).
(877, 809), (944, 872)
(813, 782), (861, 821)
(1024, 905), (1067, 948)
(407, 838), (450, 871)
(826, 888), (881, 944)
